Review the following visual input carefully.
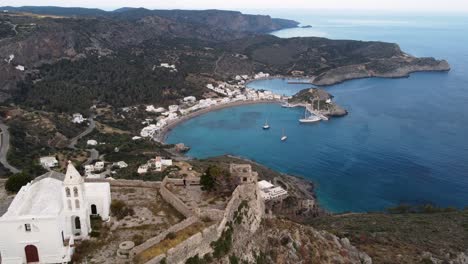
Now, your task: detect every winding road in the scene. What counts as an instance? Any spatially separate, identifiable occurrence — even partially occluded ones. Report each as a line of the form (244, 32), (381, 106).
(68, 115), (96, 149)
(0, 121), (20, 174)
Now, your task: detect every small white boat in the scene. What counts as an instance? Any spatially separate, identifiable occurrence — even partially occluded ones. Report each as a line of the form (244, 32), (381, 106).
(262, 119), (270, 129)
(299, 108), (321, 123)
(281, 128), (287, 141)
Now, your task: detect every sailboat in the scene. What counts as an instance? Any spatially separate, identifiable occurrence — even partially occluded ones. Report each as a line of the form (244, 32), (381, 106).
(299, 108), (321, 123)
(281, 128), (287, 141)
(262, 119), (270, 129)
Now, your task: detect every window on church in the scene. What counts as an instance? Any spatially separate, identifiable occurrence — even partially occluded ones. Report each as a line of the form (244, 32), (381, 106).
(73, 187), (79, 197)
(25, 224), (31, 232)
(65, 187), (71, 197)
(75, 199), (80, 209)
(68, 200), (72, 210)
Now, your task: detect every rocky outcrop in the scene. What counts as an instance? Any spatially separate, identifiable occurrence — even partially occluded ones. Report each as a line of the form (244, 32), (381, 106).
(229, 218), (372, 264)
(289, 88), (348, 117)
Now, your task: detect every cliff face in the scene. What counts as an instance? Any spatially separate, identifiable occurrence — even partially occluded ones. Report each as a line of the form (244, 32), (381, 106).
(228, 218), (372, 264)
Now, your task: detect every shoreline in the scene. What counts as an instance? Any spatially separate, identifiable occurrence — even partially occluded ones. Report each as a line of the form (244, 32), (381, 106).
(156, 99), (281, 143)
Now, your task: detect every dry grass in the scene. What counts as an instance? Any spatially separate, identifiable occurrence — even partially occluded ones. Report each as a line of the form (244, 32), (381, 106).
(95, 121), (130, 134)
(134, 222), (210, 263)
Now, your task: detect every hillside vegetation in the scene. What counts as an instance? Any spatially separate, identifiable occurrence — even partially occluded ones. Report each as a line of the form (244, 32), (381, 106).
(308, 209), (468, 263)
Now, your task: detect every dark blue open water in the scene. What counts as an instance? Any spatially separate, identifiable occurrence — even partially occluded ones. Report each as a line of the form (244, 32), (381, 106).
(167, 12), (468, 212)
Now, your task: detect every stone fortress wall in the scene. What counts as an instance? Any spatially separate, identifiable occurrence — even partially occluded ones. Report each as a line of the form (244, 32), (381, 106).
(129, 163), (265, 264)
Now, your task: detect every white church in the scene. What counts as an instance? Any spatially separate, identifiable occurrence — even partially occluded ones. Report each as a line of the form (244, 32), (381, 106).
(0, 162), (111, 264)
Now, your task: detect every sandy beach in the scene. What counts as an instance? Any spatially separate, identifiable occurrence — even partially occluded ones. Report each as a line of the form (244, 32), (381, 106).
(156, 99), (281, 142)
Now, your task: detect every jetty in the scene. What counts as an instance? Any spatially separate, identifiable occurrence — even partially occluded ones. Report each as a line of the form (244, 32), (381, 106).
(285, 102), (329, 121)
(305, 104), (329, 121)
(287, 80), (313, 84)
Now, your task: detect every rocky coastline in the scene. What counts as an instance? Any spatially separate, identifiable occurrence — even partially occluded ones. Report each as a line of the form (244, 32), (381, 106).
(311, 57), (450, 86)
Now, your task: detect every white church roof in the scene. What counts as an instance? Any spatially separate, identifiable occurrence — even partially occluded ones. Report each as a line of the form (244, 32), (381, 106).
(2, 176), (63, 218)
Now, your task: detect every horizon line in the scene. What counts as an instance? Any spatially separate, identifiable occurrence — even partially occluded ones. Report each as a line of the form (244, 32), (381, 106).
(2, 5), (468, 14)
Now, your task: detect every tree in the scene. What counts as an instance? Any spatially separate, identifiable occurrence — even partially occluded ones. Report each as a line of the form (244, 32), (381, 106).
(200, 172), (215, 191)
(200, 166), (223, 191)
(5, 173), (34, 193)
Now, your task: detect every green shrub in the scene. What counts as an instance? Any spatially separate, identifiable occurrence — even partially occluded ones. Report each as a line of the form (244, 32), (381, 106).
(110, 200), (135, 220)
(211, 223), (233, 259)
(185, 255), (205, 264)
(90, 230), (100, 237)
(165, 232), (176, 240)
(132, 234), (144, 245)
(200, 173), (215, 191)
(5, 173), (33, 193)
(229, 255), (239, 264)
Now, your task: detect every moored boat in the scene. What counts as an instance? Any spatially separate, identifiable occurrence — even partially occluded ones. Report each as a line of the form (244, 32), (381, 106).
(281, 128), (287, 141)
(299, 108), (321, 123)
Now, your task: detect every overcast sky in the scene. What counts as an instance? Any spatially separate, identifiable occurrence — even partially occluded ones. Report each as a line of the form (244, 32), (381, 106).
(2, 0), (468, 12)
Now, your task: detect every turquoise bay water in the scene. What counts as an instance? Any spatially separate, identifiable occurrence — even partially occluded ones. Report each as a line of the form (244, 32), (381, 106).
(168, 12), (468, 212)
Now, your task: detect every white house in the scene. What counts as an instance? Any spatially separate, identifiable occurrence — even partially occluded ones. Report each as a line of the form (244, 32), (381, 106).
(137, 164), (149, 174)
(160, 63), (176, 70)
(15, 65), (25, 71)
(161, 158), (173, 166)
(94, 161), (105, 171)
(87, 139), (98, 146)
(114, 161), (128, 169)
(146, 105), (166, 113)
(154, 157), (162, 172)
(257, 180), (288, 201)
(168, 105), (179, 112)
(39, 156), (58, 169)
(183, 96), (196, 103)
(0, 162), (111, 264)
(72, 113), (85, 124)
(84, 165), (95, 176)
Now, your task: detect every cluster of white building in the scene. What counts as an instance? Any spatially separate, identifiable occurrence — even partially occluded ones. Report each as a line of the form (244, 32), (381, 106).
(84, 161), (105, 176)
(137, 156), (172, 174)
(0, 162), (111, 263)
(257, 180), (288, 201)
(138, 72), (284, 140)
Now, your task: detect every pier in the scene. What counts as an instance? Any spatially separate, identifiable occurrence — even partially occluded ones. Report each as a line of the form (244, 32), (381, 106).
(284, 103), (329, 121)
(305, 104), (329, 121)
(287, 81), (313, 84)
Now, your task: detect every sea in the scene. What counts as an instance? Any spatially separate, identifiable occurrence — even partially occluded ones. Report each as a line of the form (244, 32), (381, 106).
(167, 11), (468, 213)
